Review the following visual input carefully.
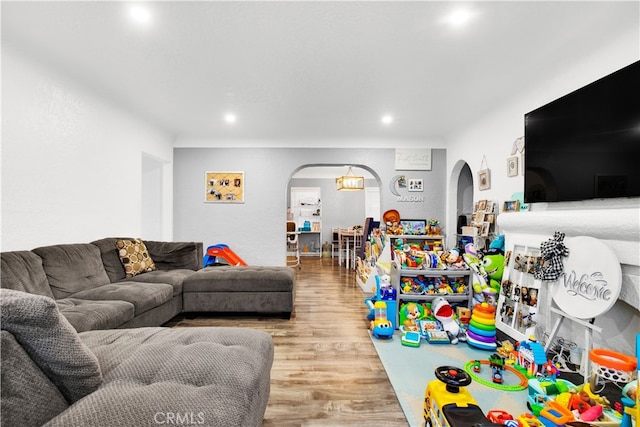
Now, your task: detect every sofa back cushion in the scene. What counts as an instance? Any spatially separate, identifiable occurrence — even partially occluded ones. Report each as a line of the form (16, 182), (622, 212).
(1, 330), (69, 426)
(90, 237), (130, 282)
(0, 288), (103, 404)
(144, 240), (203, 271)
(0, 251), (55, 298)
(32, 244), (110, 298)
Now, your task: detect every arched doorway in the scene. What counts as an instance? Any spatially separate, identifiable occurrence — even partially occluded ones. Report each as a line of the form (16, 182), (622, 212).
(448, 160), (473, 248)
(285, 164), (382, 261)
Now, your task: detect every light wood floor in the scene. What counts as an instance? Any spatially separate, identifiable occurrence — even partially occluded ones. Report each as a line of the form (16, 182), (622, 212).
(165, 257), (408, 426)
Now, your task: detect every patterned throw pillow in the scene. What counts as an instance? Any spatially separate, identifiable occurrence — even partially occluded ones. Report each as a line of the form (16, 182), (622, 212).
(115, 239), (157, 278)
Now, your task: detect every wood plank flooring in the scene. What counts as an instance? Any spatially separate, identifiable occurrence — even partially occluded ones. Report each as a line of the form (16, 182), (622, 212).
(164, 257), (408, 426)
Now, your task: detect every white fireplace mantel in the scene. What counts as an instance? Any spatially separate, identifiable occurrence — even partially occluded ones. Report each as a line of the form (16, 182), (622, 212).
(497, 207), (639, 311)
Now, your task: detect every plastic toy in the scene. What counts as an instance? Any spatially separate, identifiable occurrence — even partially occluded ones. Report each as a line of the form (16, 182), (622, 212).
(467, 302), (497, 351)
(370, 301), (394, 339)
(517, 413), (543, 426)
(423, 366), (503, 427)
(432, 296), (466, 344)
(365, 275), (397, 329)
(399, 301), (427, 331)
(401, 330), (421, 347)
(538, 400), (573, 426)
(204, 244), (248, 266)
(489, 353), (505, 384)
(526, 378), (577, 416)
(472, 360), (481, 373)
(486, 410), (518, 426)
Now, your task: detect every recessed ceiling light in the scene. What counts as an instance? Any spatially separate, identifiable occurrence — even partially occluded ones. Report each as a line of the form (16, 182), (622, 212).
(443, 8), (473, 27)
(129, 6), (151, 24)
(381, 115), (394, 125)
(224, 113), (237, 124)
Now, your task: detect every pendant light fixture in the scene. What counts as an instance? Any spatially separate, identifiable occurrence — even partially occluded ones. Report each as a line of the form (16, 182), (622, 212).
(336, 166), (364, 191)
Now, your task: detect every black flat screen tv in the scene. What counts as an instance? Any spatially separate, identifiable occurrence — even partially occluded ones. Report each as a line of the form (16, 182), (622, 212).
(524, 60), (640, 203)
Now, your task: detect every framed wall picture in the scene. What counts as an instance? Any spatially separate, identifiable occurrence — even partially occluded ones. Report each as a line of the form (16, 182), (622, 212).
(478, 169), (491, 191)
(395, 148), (432, 170)
(507, 156), (519, 177)
(408, 179), (423, 192)
(205, 171), (245, 203)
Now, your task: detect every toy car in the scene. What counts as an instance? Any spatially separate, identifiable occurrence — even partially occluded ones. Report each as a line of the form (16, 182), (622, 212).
(371, 319), (394, 339)
(486, 409), (517, 426)
(423, 366), (503, 427)
(517, 413), (543, 426)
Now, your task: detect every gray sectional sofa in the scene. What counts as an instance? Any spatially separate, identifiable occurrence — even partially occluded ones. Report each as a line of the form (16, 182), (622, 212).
(0, 238), (296, 426)
(1, 237), (295, 331)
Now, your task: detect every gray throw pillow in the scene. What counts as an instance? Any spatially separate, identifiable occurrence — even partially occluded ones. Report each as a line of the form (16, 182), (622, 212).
(0, 288), (103, 403)
(1, 330), (69, 425)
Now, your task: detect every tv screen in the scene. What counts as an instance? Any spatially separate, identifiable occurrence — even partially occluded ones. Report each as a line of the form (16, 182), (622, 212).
(524, 60), (640, 203)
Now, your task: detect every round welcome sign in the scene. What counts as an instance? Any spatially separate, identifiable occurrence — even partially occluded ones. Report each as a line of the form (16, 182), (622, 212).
(552, 236), (621, 319)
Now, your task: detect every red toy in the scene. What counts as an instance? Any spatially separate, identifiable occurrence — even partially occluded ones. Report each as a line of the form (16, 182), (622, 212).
(487, 409), (517, 426)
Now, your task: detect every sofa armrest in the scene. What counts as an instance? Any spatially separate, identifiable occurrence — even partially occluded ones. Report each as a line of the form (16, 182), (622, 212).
(143, 241), (203, 271)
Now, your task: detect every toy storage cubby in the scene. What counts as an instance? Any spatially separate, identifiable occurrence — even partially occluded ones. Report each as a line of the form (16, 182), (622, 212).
(390, 260), (473, 330)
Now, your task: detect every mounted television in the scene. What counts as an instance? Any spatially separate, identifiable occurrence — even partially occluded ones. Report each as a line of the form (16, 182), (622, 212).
(524, 60), (640, 203)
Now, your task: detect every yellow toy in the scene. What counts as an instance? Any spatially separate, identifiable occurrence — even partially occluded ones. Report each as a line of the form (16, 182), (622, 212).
(423, 366), (502, 427)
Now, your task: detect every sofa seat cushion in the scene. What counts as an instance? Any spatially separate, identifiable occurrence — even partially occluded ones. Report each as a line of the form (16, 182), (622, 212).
(69, 282), (173, 316)
(1, 250), (55, 298)
(0, 289), (103, 404)
(32, 244), (111, 299)
(184, 266), (295, 293)
(56, 299), (136, 332)
(46, 327), (274, 427)
(123, 269), (195, 296)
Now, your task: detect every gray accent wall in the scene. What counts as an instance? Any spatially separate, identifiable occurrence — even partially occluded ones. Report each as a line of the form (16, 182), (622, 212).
(173, 147), (446, 266)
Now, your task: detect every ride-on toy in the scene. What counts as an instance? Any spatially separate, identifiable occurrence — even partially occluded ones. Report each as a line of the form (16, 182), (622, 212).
(423, 366), (503, 427)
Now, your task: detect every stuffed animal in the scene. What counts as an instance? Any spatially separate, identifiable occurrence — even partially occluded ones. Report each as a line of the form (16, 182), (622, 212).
(441, 248), (466, 269)
(482, 248), (505, 294)
(432, 296), (467, 344)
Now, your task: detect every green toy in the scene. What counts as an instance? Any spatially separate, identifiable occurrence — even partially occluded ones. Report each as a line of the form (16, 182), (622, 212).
(482, 249), (504, 293)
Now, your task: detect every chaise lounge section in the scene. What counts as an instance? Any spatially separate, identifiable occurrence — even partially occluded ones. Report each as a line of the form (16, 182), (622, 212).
(1, 288), (274, 427)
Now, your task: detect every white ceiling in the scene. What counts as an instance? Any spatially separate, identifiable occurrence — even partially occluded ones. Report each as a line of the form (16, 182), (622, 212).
(2, 1), (638, 144)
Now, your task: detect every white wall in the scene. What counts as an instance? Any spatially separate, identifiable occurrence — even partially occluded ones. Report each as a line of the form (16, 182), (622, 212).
(444, 29), (640, 355)
(1, 47), (175, 251)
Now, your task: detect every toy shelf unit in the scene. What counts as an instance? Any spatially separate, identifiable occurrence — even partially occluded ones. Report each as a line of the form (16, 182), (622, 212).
(388, 234), (445, 259)
(390, 261), (473, 330)
(458, 199), (498, 251)
(495, 238), (542, 342)
(291, 187), (322, 257)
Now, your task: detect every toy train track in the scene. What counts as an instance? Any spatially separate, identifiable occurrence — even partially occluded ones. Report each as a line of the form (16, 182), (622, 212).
(463, 360), (528, 391)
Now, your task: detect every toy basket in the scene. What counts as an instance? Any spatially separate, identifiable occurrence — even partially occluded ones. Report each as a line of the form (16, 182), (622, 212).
(589, 348), (637, 384)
